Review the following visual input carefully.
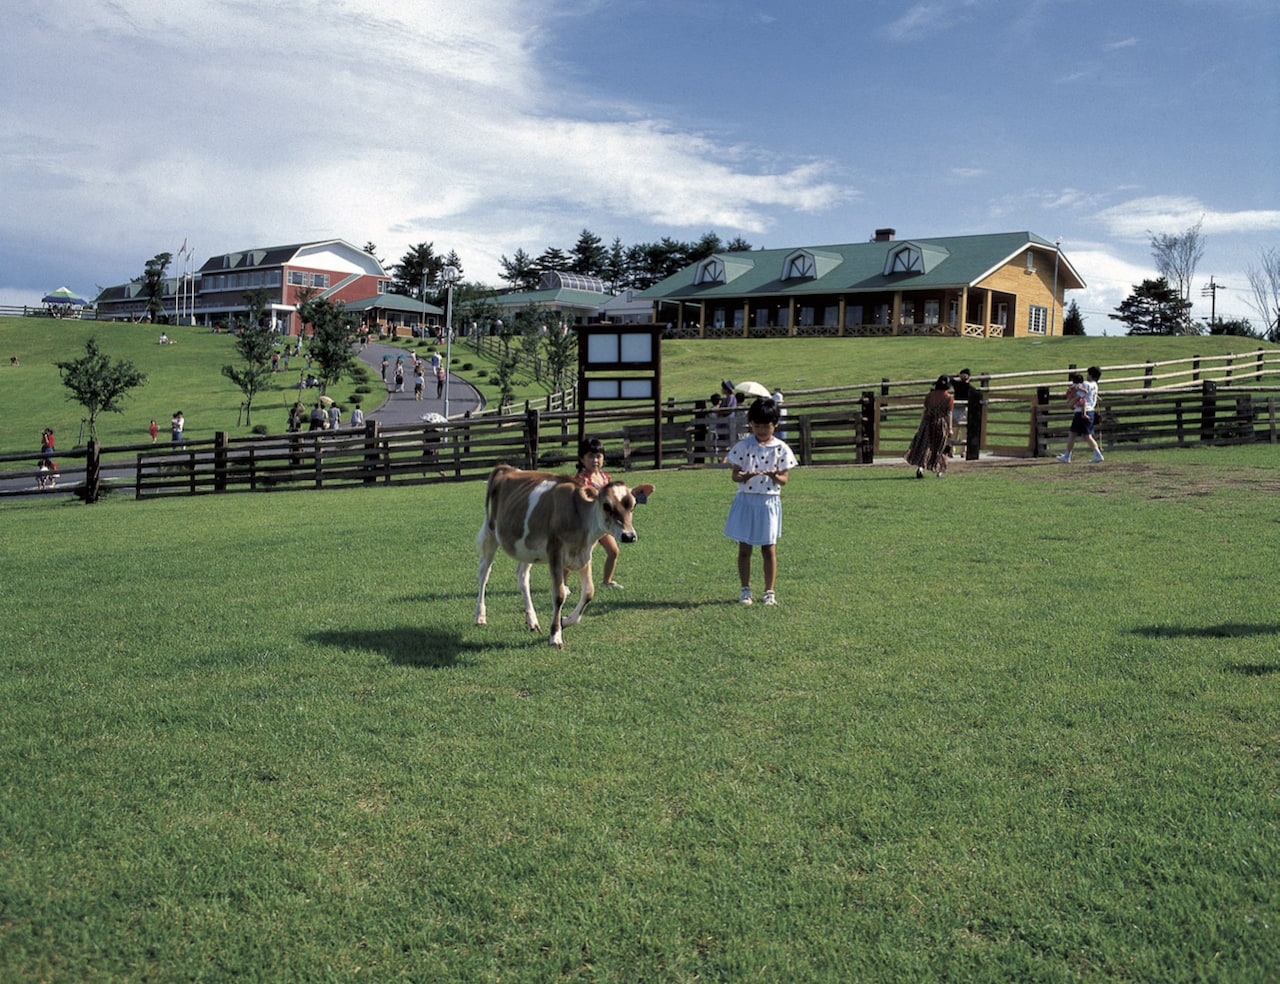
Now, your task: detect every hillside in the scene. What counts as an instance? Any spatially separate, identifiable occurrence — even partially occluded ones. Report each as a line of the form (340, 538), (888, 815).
(0, 316), (1271, 453)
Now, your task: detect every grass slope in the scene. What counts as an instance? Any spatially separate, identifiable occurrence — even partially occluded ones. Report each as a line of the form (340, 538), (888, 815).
(2, 314), (1273, 454)
(1, 448), (1276, 981)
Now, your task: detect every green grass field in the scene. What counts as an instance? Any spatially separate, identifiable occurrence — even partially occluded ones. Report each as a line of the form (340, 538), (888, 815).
(1, 314), (1273, 455)
(2, 448), (1276, 981)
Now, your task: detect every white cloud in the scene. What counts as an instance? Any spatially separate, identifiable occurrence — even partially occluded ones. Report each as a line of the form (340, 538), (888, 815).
(0, 0), (848, 290)
(1094, 196), (1280, 240)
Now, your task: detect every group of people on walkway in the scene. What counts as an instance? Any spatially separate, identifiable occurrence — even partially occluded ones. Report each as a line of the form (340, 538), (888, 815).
(381, 351), (446, 401)
(903, 364), (1104, 478)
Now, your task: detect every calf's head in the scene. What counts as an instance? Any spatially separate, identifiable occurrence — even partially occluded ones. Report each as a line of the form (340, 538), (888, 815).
(593, 480), (655, 543)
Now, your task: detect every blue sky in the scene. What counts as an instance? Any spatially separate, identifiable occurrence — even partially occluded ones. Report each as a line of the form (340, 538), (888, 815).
(2, 0), (1277, 331)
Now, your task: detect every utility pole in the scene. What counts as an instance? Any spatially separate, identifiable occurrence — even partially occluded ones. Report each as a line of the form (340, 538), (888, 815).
(1200, 276), (1228, 325)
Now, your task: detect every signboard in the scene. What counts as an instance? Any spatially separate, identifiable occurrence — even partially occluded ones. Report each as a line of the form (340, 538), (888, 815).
(575, 322), (665, 466)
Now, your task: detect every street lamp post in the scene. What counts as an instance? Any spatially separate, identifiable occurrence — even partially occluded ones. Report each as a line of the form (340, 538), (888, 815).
(441, 265), (459, 419)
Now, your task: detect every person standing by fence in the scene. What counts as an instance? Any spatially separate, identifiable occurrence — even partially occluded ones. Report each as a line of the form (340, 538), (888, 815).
(904, 376), (954, 478)
(949, 368), (972, 456)
(171, 411), (184, 444)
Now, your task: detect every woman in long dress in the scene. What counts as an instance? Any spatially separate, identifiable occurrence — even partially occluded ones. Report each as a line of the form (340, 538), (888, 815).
(904, 375), (954, 478)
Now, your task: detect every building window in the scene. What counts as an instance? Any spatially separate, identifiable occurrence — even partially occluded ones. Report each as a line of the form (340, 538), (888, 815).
(311, 273), (330, 289)
(785, 253), (816, 279)
(1029, 305), (1048, 335)
(845, 304), (863, 327)
(695, 259), (725, 285)
(378, 279), (391, 294)
(887, 245), (923, 274)
(288, 271), (307, 287)
(924, 300), (940, 325)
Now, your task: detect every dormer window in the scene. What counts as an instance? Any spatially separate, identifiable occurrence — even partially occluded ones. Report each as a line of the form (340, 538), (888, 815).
(883, 241), (949, 276)
(887, 245), (924, 274)
(785, 253), (816, 279)
(695, 258), (725, 285)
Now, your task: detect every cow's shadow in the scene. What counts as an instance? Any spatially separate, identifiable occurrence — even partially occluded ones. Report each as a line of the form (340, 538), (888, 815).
(306, 626), (495, 668)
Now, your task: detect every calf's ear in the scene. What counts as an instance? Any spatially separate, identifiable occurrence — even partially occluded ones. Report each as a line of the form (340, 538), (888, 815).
(632, 483), (655, 504)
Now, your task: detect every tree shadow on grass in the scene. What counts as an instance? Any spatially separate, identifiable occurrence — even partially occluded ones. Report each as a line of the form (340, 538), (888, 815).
(1133, 622), (1280, 639)
(1132, 623), (1280, 676)
(306, 626), (497, 669)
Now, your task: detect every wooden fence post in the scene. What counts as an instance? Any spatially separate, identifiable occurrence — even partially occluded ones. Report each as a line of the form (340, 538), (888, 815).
(1200, 380), (1218, 443)
(82, 439), (101, 503)
(1034, 386), (1050, 456)
(860, 391), (876, 463)
(214, 431), (228, 492)
(1144, 362), (1154, 388)
(525, 408), (541, 469)
(362, 419), (380, 485)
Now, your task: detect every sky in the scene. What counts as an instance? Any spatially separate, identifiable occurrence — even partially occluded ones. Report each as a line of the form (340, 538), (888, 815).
(2, 0), (1278, 332)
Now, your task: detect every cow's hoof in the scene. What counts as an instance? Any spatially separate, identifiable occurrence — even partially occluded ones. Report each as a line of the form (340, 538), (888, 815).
(550, 635), (564, 649)
(475, 616), (487, 626)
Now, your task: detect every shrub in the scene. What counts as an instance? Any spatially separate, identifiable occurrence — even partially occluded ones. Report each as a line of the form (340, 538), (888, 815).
(354, 384), (372, 394)
(251, 424), (269, 435)
(349, 394), (363, 405)
(461, 361), (473, 370)
(476, 369), (488, 378)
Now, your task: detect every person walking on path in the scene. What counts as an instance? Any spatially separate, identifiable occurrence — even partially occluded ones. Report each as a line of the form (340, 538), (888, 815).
(1058, 365), (1104, 463)
(904, 376), (953, 478)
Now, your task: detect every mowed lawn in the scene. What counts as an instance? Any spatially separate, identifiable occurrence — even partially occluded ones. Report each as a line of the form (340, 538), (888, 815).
(1, 449), (1277, 981)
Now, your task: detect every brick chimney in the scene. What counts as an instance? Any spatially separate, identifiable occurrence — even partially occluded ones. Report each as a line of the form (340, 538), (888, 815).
(874, 228), (896, 242)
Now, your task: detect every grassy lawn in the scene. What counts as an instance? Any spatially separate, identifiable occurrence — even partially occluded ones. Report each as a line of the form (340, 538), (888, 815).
(2, 314), (1273, 455)
(1, 448), (1276, 981)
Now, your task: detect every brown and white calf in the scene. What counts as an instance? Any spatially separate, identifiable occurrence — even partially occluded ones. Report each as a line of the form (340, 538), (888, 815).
(474, 464), (655, 648)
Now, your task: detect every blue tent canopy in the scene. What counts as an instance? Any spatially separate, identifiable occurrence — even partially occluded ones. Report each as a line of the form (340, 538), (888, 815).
(42, 286), (88, 306)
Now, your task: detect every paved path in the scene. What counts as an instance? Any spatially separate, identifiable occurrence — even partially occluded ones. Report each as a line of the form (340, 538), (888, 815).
(353, 340), (485, 426)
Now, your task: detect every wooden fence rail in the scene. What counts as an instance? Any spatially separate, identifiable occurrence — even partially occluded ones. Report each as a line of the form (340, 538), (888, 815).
(3, 387), (1278, 503)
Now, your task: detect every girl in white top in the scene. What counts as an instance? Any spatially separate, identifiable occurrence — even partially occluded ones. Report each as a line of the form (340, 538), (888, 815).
(723, 398), (798, 606)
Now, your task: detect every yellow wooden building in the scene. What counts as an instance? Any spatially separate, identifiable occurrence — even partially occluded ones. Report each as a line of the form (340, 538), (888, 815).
(639, 229), (1085, 339)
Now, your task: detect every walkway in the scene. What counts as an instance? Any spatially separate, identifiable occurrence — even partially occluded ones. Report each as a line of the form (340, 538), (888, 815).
(353, 340), (485, 426)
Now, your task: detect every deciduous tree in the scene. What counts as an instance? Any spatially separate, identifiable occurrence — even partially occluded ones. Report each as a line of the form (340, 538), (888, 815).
(297, 295), (357, 395)
(220, 290), (277, 426)
(1244, 246), (1280, 342)
(1149, 218), (1205, 303)
(55, 337), (147, 441)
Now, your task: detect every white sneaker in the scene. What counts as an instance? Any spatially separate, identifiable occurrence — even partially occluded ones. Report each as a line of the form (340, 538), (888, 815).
(1090, 451), (1104, 463)
(739, 588), (753, 606)
(762, 590), (777, 606)
(1056, 453), (1071, 463)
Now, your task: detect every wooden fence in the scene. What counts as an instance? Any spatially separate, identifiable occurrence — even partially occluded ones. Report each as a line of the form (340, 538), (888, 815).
(4, 351), (1280, 502)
